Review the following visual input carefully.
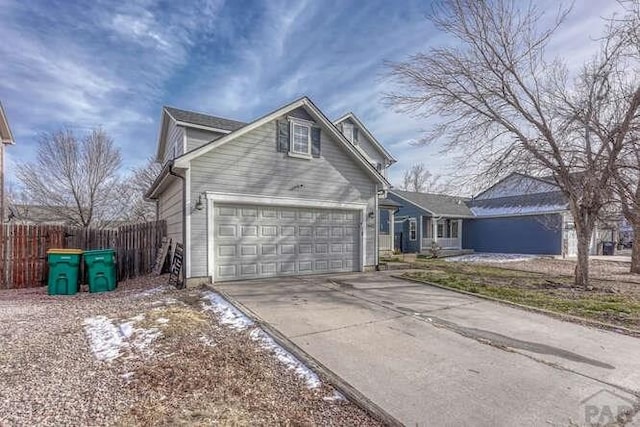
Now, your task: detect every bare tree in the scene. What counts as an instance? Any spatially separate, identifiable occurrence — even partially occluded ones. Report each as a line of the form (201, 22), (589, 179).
(385, 0), (640, 288)
(119, 158), (162, 224)
(16, 128), (124, 229)
(400, 163), (447, 193)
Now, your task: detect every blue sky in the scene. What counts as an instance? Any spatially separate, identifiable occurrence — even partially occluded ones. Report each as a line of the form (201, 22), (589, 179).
(0, 0), (616, 192)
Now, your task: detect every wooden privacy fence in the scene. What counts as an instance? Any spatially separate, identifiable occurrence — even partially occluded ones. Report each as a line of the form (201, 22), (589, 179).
(0, 220), (167, 289)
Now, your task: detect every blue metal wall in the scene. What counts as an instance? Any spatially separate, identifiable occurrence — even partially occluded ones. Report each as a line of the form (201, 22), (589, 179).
(462, 214), (563, 254)
(387, 192), (431, 253)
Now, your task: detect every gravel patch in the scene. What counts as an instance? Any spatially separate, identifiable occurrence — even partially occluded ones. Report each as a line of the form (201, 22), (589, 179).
(0, 275), (379, 426)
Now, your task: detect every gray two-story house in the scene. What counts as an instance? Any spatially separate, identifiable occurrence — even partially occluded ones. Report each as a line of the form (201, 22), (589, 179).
(146, 97), (395, 285)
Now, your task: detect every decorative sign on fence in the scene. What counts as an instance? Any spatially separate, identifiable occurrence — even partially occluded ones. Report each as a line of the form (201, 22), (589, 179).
(168, 243), (184, 289)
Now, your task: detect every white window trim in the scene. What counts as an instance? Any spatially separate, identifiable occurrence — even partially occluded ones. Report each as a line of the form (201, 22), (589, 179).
(409, 219), (417, 241)
(289, 119), (312, 159)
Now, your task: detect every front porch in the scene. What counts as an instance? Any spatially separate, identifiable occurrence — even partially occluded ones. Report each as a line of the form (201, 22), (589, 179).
(421, 217), (462, 251)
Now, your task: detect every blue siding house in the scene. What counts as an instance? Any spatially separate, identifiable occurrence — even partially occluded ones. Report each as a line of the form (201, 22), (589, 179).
(388, 190), (473, 253)
(391, 173), (585, 256)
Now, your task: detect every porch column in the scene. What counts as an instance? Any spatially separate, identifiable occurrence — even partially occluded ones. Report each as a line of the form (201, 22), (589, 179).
(419, 215), (423, 252)
(389, 209), (395, 244)
(432, 218), (438, 245)
(457, 220), (462, 249)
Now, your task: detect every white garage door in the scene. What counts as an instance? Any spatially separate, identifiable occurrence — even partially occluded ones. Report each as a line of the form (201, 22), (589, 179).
(214, 204), (361, 281)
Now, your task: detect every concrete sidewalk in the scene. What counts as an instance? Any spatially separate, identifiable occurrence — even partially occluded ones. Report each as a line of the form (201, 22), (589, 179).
(216, 272), (640, 426)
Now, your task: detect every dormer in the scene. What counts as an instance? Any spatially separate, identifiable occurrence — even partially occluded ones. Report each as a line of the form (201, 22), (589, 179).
(333, 112), (396, 177)
(156, 106), (246, 165)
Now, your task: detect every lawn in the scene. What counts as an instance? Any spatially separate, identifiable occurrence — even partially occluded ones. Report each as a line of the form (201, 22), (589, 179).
(404, 259), (640, 331)
(0, 276), (379, 426)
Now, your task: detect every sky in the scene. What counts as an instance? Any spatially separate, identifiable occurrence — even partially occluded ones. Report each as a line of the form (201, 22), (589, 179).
(0, 0), (621, 193)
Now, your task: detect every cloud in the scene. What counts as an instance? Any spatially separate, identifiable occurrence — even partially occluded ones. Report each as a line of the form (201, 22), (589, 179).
(0, 0), (619, 188)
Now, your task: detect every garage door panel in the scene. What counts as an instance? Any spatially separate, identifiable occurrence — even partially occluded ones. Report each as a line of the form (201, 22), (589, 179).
(214, 204), (360, 281)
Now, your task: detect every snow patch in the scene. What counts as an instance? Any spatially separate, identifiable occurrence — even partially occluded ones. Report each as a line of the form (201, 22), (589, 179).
(155, 317), (169, 324)
(199, 335), (215, 347)
(323, 390), (346, 402)
(83, 316), (125, 362)
(121, 372), (135, 382)
(249, 328), (321, 389)
(201, 291), (254, 330)
(132, 328), (161, 355)
(135, 286), (168, 298)
(84, 313), (161, 362)
(119, 322), (135, 339)
(445, 253), (539, 263)
(470, 204), (567, 216)
(202, 290), (322, 389)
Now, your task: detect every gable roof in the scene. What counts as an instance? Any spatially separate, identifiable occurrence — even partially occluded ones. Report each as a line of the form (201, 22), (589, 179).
(164, 106), (247, 132)
(391, 190), (473, 217)
(334, 112), (397, 163)
(155, 106), (247, 162)
(473, 172), (560, 200)
(173, 97), (389, 188)
(0, 102), (15, 145)
(467, 191), (568, 217)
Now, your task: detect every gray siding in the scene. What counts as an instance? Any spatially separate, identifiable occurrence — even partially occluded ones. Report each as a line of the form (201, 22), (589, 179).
(158, 177), (183, 246)
(186, 128), (226, 152)
(344, 118), (386, 168)
(188, 116), (377, 277)
(162, 120), (185, 164)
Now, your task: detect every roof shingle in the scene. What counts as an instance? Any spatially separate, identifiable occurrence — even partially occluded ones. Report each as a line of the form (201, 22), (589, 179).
(164, 106), (246, 132)
(392, 190), (473, 217)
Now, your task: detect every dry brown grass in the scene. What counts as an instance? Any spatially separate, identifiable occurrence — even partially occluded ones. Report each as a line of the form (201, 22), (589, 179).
(1, 276), (380, 426)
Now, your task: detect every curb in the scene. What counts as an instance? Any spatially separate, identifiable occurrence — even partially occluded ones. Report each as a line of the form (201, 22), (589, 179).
(206, 285), (404, 427)
(393, 274), (640, 338)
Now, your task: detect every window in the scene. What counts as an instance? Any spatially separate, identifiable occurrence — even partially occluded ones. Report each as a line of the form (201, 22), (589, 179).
(342, 123), (354, 143)
(291, 122), (311, 156)
(437, 221), (444, 238)
(409, 219), (417, 241)
(451, 220), (459, 238)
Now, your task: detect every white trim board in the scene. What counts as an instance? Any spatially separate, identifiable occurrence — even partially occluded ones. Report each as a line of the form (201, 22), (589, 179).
(185, 166), (191, 278)
(203, 191), (368, 209)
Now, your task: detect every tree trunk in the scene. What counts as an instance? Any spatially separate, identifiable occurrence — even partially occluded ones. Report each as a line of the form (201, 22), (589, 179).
(572, 210), (596, 289)
(574, 230), (591, 289)
(632, 223), (640, 274)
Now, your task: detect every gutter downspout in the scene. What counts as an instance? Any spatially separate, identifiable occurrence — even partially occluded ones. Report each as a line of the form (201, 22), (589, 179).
(375, 185), (379, 270)
(169, 160), (186, 286)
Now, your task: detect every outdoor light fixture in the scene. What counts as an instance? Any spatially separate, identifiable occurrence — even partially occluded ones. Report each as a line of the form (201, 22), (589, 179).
(368, 211), (375, 219)
(195, 194), (204, 211)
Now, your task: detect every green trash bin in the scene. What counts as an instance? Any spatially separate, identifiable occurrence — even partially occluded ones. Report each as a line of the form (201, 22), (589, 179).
(47, 249), (83, 296)
(84, 249), (117, 293)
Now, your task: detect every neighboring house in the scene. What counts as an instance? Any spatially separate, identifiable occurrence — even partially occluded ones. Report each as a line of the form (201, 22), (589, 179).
(393, 172), (612, 256)
(6, 204), (72, 225)
(387, 190), (473, 253)
(146, 97), (394, 284)
(0, 102), (15, 223)
(464, 173), (571, 255)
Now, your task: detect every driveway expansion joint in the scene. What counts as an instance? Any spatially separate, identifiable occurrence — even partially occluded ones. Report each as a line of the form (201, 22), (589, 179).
(291, 314), (408, 339)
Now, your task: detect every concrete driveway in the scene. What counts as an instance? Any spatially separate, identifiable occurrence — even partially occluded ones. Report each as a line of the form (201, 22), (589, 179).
(215, 271), (640, 426)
